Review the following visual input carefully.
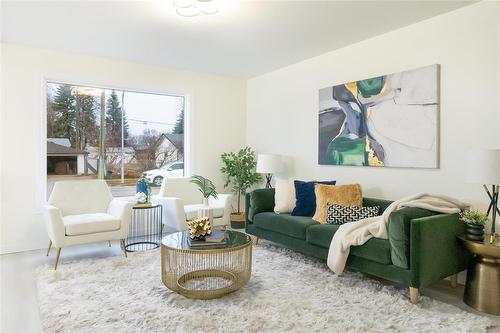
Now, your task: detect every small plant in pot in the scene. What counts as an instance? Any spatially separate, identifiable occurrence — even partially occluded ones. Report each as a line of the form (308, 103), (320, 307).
(220, 147), (261, 229)
(460, 209), (488, 241)
(190, 175), (218, 225)
(190, 175), (218, 205)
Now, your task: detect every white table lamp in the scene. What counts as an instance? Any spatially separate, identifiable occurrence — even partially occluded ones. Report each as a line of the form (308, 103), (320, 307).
(256, 154), (283, 189)
(466, 149), (500, 243)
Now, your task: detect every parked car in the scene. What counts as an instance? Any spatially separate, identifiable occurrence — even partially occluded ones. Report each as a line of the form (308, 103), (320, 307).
(143, 161), (184, 186)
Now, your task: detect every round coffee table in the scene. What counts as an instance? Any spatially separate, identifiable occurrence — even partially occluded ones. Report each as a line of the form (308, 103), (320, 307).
(161, 230), (252, 299)
(458, 234), (500, 315)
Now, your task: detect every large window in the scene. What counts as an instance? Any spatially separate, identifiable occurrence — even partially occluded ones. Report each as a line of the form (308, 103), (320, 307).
(46, 82), (185, 197)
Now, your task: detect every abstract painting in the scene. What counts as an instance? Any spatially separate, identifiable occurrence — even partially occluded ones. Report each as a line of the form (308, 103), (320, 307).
(318, 64), (439, 168)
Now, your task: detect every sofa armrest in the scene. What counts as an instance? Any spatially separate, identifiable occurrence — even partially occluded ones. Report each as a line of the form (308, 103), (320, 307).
(246, 189), (275, 222)
(154, 196), (186, 232)
(245, 193), (252, 226)
(43, 205), (66, 247)
(409, 213), (470, 288)
(107, 199), (134, 238)
(388, 207), (439, 269)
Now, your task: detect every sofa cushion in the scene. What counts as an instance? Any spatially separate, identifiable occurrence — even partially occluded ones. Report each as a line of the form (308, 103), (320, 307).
(274, 178), (296, 214)
(291, 180), (336, 217)
(64, 213), (121, 236)
(306, 224), (392, 265)
(313, 183), (362, 223)
(184, 204), (225, 220)
(248, 189), (276, 221)
(326, 204), (379, 225)
(253, 212), (318, 240)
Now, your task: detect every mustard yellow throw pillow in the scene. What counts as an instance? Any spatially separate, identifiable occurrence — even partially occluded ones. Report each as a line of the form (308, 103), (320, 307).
(312, 183), (362, 224)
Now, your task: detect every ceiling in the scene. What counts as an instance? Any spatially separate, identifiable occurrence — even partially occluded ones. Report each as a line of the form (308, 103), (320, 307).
(1, 0), (475, 78)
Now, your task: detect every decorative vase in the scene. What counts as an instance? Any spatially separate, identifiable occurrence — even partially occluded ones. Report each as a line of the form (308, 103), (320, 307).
(465, 223), (485, 241)
(136, 175), (151, 204)
(198, 197), (214, 227)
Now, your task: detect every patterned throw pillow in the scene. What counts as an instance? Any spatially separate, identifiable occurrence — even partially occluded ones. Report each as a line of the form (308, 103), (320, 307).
(326, 204), (380, 225)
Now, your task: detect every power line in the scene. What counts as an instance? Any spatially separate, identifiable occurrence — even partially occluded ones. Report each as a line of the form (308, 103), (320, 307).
(127, 118), (175, 126)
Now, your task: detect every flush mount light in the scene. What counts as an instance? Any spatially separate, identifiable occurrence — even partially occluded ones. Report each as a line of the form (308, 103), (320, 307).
(173, 0), (218, 17)
(176, 6), (200, 17)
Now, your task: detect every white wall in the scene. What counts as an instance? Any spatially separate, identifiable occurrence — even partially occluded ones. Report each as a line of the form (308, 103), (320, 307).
(0, 43), (246, 253)
(247, 2), (500, 225)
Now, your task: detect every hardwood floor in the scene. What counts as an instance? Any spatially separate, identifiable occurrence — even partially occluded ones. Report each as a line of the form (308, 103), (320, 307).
(1, 242), (499, 333)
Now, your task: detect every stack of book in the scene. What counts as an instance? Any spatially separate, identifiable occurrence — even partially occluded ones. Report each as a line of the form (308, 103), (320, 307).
(188, 230), (227, 249)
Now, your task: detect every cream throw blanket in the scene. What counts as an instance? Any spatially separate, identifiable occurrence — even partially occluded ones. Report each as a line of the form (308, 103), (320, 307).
(327, 193), (470, 275)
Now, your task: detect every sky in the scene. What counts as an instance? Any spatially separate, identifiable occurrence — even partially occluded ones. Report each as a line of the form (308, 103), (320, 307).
(122, 91), (184, 136)
(47, 82), (184, 137)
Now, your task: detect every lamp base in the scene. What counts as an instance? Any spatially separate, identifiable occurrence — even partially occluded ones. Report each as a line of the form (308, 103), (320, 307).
(491, 233), (500, 244)
(484, 184), (499, 243)
(264, 174), (273, 189)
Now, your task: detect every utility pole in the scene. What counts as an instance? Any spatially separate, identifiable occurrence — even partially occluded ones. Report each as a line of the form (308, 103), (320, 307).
(97, 90), (106, 179)
(121, 90), (125, 184)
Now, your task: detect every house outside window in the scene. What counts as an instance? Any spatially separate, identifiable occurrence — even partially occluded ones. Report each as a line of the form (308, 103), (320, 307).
(46, 82), (185, 197)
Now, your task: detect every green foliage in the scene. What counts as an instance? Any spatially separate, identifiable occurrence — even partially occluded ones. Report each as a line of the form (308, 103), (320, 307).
(51, 85), (76, 143)
(74, 93), (99, 150)
(460, 209), (488, 225)
(49, 84), (99, 149)
(220, 147), (261, 213)
(172, 108), (184, 134)
(105, 90), (129, 147)
(190, 175), (218, 199)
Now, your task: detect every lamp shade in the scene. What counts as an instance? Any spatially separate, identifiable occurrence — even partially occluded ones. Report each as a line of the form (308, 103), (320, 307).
(466, 149), (500, 185)
(256, 154), (283, 174)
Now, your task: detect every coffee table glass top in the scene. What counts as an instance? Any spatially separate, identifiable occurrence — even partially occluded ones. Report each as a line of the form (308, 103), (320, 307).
(162, 229), (250, 250)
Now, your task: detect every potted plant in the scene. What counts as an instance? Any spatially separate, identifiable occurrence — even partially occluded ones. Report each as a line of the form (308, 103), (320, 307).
(190, 175), (218, 204)
(220, 147), (261, 229)
(190, 175), (218, 225)
(460, 209), (488, 241)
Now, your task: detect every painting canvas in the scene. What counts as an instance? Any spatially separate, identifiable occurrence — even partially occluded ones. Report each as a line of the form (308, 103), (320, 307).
(318, 64), (439, 168)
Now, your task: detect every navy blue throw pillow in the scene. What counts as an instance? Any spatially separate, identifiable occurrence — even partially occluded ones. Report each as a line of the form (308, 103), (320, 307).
(291, 180), (336, 217)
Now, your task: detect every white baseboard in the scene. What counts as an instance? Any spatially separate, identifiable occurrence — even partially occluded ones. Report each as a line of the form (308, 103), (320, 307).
(0, 241), (47, 255)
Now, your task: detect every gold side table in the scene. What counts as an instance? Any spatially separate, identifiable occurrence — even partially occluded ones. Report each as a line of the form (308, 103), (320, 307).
(161, 230), (252, 299)
(459, 234), (500, 315)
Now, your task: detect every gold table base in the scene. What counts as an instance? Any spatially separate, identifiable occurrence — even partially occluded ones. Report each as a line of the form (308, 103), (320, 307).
(161, 237), (252, 300)
(464, 256), (500, 315)
(460, 234), (500, 315)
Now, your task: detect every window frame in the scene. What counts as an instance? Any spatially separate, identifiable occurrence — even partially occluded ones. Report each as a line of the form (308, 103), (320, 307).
(41, 78), (191, 202)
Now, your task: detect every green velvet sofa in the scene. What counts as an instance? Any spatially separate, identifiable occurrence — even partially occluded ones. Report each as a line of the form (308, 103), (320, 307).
(245, 189), (470, 303)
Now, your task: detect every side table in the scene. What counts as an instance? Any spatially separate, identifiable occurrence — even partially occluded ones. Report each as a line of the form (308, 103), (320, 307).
(125, 203), (163, 252)
(458, 234), (500, 315)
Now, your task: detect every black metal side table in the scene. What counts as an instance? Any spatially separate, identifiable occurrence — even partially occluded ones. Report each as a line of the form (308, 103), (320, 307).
(125, 203), (163, 252)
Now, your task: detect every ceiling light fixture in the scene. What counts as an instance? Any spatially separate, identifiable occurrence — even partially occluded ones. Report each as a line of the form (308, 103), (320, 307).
(173, 0), (218, 18)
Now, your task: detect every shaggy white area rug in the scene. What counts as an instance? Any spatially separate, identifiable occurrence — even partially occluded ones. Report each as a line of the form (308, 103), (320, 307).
(36, 243), (493, 333)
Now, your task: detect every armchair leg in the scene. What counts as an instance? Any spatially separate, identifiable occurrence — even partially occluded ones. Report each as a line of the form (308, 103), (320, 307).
(46, 240), (52, 256)
(108, 241), (111, 247)
(450, 274), (458, 288)
(409, 287), (419, 304)
(54, 248), (61, 270)
(254, 237), (259, 245)
(120, 239), (127, 258)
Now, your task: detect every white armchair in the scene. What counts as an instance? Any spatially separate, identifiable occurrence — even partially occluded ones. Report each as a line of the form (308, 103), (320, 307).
(154, 178), (232, 232)
(43, 180), (133, 269)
